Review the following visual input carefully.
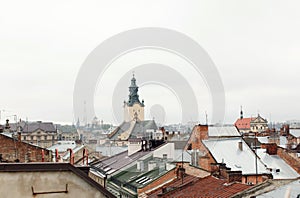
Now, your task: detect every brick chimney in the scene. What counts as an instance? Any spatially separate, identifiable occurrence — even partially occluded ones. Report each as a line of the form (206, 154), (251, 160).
(176, 165), (186, 180)
(219, 164), (242, 183)
(195, 124), (209, 140)
(17, 132), (21, 142)
(261, 143), (277, 155)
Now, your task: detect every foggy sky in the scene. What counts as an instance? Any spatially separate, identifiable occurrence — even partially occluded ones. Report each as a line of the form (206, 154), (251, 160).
(0, 0), (299, 125)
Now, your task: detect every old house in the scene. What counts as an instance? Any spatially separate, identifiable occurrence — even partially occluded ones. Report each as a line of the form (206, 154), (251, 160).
(184, 125), (272, 184)
(0, 132), (51, 162)
(234, 109), (268, 134)
(4, 120), (58, 148)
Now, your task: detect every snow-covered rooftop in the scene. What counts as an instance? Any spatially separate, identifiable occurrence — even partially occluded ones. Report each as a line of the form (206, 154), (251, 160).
(257, 179), (300, 198)
(257, 136), (288, 148)
(47, 141), (77, 152)
(290, 129), (300, 138)
(256, 149), (299, 179)
(208, 126), (241, 137)
(203, 137), (268, 175)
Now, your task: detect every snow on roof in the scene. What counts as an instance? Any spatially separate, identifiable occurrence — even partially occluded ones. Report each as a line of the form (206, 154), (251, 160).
(208, 126), (241, 137)
(257, 137), (268, 144)
(62, 145), (85, 160)
(257, 136), (288, 147)
(96, 146), (127, 157)
(47, 141), (77, 152)
(174, 150), (191, 163)
(203, 138), (268, 175)
(256, 149), (299, 179)
(257, 179), (300, 198)
(289, 129), (300, 138)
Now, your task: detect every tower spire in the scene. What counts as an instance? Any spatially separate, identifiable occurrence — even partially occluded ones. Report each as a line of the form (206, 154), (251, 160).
(127, 74), (144, 107)
(240, 106), (243, 119)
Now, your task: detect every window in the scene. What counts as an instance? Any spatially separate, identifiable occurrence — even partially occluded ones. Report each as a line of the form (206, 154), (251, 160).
(163, 154), (168, 159)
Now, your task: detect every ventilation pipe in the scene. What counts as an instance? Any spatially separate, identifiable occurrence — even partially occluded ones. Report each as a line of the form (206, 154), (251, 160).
(238, 141), (243, 151)
(55, 149), (59, 162)
(41, 149), (44, 162)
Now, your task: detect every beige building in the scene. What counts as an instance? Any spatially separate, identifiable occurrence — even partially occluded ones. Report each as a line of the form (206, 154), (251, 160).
(235, 110), (268, 134)
(4, 120), (58, 148)
(0, 163), (114, 198)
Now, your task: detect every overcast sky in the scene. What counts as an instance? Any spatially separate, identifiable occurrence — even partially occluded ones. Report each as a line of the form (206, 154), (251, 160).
(0, 0), (299, 125)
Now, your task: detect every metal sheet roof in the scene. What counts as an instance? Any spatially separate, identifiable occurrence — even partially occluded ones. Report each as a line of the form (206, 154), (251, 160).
(256, 149), (299, 179)
(203, 138), (268, 174)
(208, 126), (241, 137)
(257, 179), (300, 198)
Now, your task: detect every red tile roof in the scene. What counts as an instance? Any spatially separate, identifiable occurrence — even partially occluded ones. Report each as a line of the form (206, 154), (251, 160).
(147, 174), (199, 198)
(152, 176), (251, 198)
(234, 118), (255, 130)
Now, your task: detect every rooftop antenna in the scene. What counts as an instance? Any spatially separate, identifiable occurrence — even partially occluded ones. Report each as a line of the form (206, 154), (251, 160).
(205, 111), (208, 125)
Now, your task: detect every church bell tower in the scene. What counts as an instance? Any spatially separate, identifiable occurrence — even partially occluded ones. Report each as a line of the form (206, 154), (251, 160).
(123, 74), (145, 122)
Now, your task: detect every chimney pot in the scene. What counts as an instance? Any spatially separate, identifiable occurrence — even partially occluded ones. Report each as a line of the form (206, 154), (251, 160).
(238, 141), (243, 151)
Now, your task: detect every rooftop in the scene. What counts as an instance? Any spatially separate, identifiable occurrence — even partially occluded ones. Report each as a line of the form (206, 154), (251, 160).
(152, 175), (251, 198)
(109, 120), (157, 140)
(235, 118), (254, 130)
(90, 149), (152, 176)
(256, 149), (299, 179)
(47, 141), (77, 152)
(147, 174), (199, 198)
(203, 137), (268, 175)
(110, 155), (174, 190)
(208, 126), (241, 137)
(257, 179), (300, 198)
(290, 129), (300, 138)
(96, 146), (127, 157)
(6, 121), (56, 133)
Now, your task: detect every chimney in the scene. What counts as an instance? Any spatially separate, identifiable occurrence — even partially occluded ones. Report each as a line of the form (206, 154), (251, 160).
(148, 161), (157, 171)
(137, 160), (144, 171)
(5, 119), (10, 129)
(128, 138), (143, 156)
(17, 132), (21, 142)
(238, 141), (243, 151)
(263, 143), (277, 155)
(176, 165), (186, 179)
(196, 124), (208, 140)
(219, 164), (242, 183)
